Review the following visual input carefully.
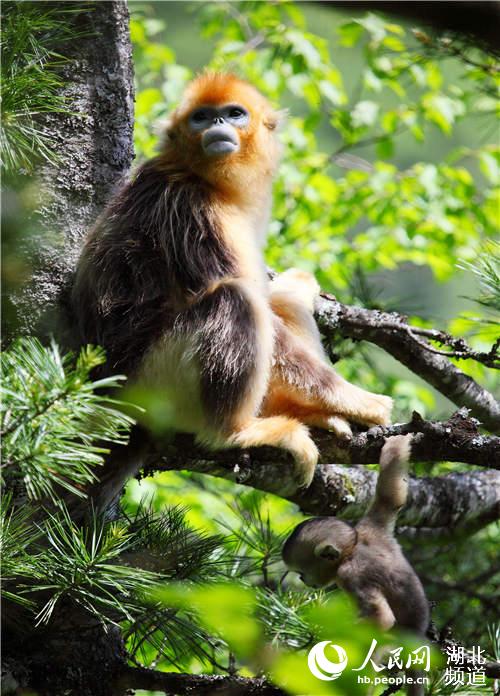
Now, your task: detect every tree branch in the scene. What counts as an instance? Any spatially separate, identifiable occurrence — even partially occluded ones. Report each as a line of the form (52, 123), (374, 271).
(141, 411), (500, 529)
(314, 293), (500, 433)
(115, 665), (286, 696)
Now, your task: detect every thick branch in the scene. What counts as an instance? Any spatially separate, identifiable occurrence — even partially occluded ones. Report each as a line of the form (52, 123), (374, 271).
(141, 412), (500, 529)
(115, 665), (285, 696)
(315, 293), (500, 433)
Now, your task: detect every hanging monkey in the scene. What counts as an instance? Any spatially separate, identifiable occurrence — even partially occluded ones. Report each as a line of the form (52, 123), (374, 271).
(282, 435), (430, 634)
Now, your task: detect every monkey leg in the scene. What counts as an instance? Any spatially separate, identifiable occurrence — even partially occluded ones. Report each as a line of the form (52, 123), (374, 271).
(266, 319), (392, 428)
(269, 273), (353, 435)
(269, 269), (392, 428)
(261, 389), (353, 441)
(226, 416), (319, 490)
(169, 278), (318, 490)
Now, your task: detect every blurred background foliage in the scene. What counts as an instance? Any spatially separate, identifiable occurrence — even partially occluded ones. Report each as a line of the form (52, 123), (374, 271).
(1, 2), (499, 695)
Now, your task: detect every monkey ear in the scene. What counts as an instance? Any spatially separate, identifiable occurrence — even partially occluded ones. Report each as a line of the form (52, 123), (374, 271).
(264, 108), (288, 131)
(314, 542), (341, 562)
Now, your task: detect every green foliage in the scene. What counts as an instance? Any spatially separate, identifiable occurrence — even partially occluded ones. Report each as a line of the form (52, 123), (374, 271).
(0, 495), (41, 608)
(0, 2), (85, 173)
(459, 240), (500, 318)
(131, 2), (498, 295)
(0, 342), (233, 662)
(219, 492), (288, 583)
(126, 504), (227, 580)
(33, 505), (159, 626)
(154, 578), (442, 696)
(1, 492), (230, 658)
(1, 338), (133, 502)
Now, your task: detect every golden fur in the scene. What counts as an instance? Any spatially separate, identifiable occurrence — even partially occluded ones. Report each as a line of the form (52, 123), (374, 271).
(72, 73), (393, 496)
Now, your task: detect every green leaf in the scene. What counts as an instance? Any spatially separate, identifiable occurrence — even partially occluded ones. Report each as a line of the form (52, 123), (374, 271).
(1, 339), (134, 502)
(154, 582), (261, 658)
(479, 152), (500, 183)
(382, 36), (405, 52)
(423, 94), (465, 133)
(376, 137), (394, 159)
(338, 22), (364, 47)
(351, 101), (379, 128)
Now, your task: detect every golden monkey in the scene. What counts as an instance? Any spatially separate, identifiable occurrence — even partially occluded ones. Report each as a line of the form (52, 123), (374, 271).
(72, 73), (392, 494)
(282, 435), (429, 634)
(283, 435), (430, 694)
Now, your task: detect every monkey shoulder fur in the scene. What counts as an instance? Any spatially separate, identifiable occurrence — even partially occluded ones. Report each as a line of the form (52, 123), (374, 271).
(72, 73), (393, 496)
(283, 435), (430, 635)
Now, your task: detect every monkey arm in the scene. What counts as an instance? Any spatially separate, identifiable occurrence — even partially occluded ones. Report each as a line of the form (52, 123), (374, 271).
(339, 576), (396, 630)
(364, 435), (413, 532)
(359, 589), (396, 631)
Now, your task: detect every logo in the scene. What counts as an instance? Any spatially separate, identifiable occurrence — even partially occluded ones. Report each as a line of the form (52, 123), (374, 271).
(307, 641), (348, 681)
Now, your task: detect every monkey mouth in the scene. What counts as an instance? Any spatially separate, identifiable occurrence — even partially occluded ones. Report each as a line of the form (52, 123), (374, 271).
(202, 130), (239, 156)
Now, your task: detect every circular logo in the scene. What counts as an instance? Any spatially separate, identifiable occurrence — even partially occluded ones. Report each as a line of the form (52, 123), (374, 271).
(307, 641), (348, 681)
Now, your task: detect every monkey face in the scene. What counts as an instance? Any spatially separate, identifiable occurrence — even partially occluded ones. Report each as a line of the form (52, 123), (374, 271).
(188, 104), (250, 158)
(165, 73), (282, 187)
(283, 518), (357, 589)
(284, 541), (341, 588)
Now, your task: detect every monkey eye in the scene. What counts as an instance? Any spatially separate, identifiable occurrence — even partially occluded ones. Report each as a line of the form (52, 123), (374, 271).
(229, 107), (246, 119)
(191, 109), (210, 123)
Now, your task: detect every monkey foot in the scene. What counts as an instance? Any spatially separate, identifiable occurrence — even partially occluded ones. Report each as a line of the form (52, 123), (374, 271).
(270, 268), (320, 312)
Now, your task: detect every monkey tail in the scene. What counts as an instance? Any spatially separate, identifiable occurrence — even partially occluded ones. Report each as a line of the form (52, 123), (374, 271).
(380, 434), (412, 468)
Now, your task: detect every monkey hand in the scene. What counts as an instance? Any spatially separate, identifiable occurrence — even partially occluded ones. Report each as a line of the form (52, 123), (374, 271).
(269, 268), (320, 313)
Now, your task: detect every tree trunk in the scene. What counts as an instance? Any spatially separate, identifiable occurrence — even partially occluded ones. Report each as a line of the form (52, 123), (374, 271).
(3, 3), (135, 695)
(12, 0), (134, 340)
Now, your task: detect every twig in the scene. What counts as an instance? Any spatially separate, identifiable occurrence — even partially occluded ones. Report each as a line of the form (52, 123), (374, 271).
(407, 327), (499, 369)
(315, 293), (500, 432)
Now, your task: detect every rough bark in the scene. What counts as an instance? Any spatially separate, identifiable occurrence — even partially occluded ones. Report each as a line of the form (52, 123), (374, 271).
(315, 293), (500, 433)
(140, 410), (500, 530)
(115, 666), (286, 696)
(12, 0), (134, 338)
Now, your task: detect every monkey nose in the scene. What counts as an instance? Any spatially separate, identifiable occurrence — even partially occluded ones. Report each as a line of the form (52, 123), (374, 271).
(202, 126), (239, 157)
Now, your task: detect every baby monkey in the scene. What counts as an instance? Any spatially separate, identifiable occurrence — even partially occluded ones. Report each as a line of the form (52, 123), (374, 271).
(282, 435), (429, 635)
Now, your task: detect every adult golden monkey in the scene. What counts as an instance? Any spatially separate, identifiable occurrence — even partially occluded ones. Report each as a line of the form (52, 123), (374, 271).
(72, 73), (392, 494)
